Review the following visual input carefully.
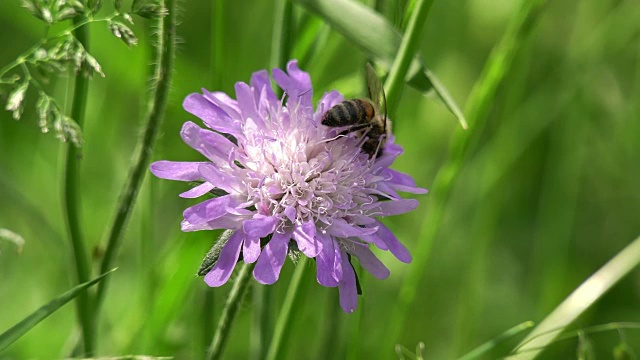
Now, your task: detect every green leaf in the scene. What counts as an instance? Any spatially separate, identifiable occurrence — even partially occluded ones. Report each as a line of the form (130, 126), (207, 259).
(293, 0), (465, 128)
(0, 269), (116, 351)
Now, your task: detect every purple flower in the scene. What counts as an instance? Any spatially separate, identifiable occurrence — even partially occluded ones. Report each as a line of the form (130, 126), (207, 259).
(151, 60), (426, 312)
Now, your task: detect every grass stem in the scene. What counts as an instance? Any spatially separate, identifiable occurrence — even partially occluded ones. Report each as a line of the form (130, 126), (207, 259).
(62, 17), (94, 356)
(207, 262), (255, 360)
(94, 0), (177, 311)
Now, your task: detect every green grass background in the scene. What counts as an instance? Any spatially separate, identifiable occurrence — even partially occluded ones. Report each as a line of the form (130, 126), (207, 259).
(1, 0), (639, 358)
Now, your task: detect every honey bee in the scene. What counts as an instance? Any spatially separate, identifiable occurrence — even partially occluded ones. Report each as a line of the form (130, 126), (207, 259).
(321, 63), (390, 158)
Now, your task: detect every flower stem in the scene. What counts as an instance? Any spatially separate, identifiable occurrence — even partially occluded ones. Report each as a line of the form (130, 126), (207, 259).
(63, 17), (95, 356)
(265, 257), (309, 360)
(383, 0), (435, 115)
(384, 0), (548, 350)
(207, 262), (255, 360)
(94, 0), (177, 312)
(508, 234), (640, 359)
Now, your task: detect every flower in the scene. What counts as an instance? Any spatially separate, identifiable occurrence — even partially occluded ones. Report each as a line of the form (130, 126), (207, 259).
(150, 60), (426, 312)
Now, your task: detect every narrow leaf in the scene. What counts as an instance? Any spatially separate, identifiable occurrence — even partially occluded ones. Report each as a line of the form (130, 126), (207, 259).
(457, 321), (534, 360)
(293, 0), (465, 127)
(0, 269), (116, 351)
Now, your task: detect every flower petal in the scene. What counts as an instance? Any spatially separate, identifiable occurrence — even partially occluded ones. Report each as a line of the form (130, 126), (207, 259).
(183, 93), (242, 138)
(242, 216), (278, 263)
(183, 195), (238, 225)
(348, 243), (390, 280)
(250, 70), (278, 105)
(316, 233), (342, 287)
(150, 160), (206, 181)
(338, 251), (358, 313)
(179, 182), (215, 198)
(198, 163), (243, 194)
(272, 60), (312, 108)
(292, 220), (321, 257)
(363, 220), (411, 263)
(180, 122), (231, 167)
(204, 230), (244, 287)
(253, 231), (291, 284)
(326, 218), (378, 238)
(364, 199), (419, 217)
(385, 169), (428, 194)
(235, 82), (266, 130)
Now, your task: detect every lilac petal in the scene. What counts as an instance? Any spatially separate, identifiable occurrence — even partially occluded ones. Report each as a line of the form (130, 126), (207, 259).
(385, 169), (428, 194)
(204, 230), (244, 287)
(179, 182), (215, 198)
(316, 233), (342, 287)
(235, 82), (266, 129)
(348, 243), (390, 280)
(292, 220), (321, 257)
(253, 231), (291, 284)
(183, 195), (238, 225)
(365, 199), (419, 216)
(368, 220), (411, 263)
(273, 60), (312, 108)
(313, 90), (343, 124)
(374, 143), (403, 169)
(183, 94), (241, 137)
(203, 90), (241, 117)
(242, 216), (277, 263)
(250, 70), (278, 105)
(181, 214), (245, 232)
(150, 161), (206, 181)
(198, 164), (243, 194)
(326, 218), (378, 238)
(338, 251), (358, 313)
(179, 122), (230, 167)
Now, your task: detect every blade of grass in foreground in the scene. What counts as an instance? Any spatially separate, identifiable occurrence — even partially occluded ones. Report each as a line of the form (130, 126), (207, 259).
(293, 0), (465, 128)
(506, 234), (640, 359)
(0, 269), (116, 352)
(456, 321), (534, 360)
(383, 0), (548, 352)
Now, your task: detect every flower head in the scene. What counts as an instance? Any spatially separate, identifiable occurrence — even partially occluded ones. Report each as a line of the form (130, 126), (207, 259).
(151, 60), (426, 312)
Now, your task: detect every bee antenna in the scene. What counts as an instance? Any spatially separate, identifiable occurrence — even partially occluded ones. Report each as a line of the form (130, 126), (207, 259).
(299, 88), (312, 97)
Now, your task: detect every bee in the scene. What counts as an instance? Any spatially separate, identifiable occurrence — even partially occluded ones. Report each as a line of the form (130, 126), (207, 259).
(321, 63), (390, 158)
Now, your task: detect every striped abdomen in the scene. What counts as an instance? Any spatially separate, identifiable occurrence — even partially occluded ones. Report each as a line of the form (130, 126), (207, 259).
(321, 99), (376, 127)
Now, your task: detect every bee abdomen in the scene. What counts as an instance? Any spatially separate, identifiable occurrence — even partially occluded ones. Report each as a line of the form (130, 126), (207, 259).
(321, 99), (372, 127)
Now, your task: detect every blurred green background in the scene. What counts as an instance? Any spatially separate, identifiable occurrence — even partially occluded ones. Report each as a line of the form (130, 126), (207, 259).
(1, 0), (639, 359)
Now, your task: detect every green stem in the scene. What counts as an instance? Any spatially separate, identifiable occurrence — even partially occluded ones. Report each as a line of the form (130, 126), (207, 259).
(384, 0), (547, 351)
(63, 17), (94, 356)
(383, 0), (435, 115)
(207, 262), (255, 360)
(508, 234), (640, 359)
(265, 257), (309, 360)
(95, 0), (177, 310)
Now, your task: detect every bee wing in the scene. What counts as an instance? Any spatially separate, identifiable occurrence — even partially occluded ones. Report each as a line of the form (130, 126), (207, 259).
(365, 63), (388, 134)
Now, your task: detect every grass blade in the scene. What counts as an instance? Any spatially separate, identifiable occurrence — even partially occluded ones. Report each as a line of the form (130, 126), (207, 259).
(383, 0), (435, 115)
(457, 321), (535, 360)
(508, 234), (640, 359)
(293, 0), (465, 127)
(0, 269), (116, 352)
